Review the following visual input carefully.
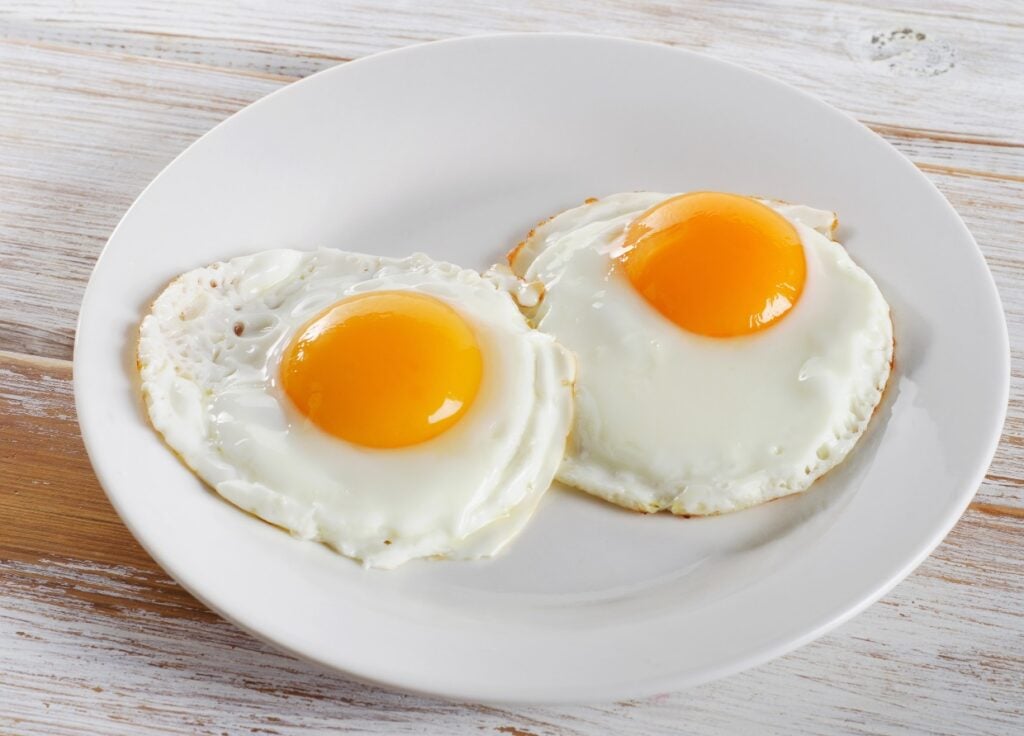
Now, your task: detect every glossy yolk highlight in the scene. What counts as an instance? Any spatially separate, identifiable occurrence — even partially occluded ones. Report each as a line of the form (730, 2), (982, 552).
(620, 192), (806, 337)
(281, 291), (483, 449)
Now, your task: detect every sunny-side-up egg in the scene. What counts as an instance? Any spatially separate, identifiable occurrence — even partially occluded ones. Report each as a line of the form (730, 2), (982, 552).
(508, 191), (893, 515)
(138, 249), (575, 568)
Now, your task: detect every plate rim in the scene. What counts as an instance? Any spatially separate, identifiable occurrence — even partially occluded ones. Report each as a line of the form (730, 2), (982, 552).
(73, 32), (1010, 703)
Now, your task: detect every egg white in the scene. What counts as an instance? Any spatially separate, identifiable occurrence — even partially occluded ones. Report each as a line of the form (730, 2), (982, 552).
(138, 249), (574, 568)
(509, 193), (893, 515)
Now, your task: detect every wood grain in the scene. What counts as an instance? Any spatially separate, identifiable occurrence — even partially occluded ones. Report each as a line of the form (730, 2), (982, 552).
(1, 351), (1022, 735)
(1, 1), (1022, 733)
(0, 39), (280, 359)
(3, 0), (1023, 138)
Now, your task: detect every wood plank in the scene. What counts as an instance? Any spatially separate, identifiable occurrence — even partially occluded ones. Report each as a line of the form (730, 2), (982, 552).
(2, 352), (1022, 734)
(0, 352), (168, 572)
(0, 40), (281, 359)
(3, 0), (1023, 141)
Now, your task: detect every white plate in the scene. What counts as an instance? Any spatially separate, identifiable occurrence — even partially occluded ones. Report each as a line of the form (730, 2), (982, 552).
(75, 34), (1009, 703)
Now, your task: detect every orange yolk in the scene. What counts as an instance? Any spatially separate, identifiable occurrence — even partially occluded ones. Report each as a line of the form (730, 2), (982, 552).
(280, 291), (483, 449)
(620, 192), (806, 337)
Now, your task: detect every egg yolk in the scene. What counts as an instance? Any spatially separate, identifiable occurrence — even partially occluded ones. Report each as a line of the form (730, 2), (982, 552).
(280, 291), (483, 449)
(619, 192), (806, 337)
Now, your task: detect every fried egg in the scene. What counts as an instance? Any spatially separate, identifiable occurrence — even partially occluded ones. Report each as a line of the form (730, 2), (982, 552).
(508, 192), (892, 515)
(138, 249), (574, 568)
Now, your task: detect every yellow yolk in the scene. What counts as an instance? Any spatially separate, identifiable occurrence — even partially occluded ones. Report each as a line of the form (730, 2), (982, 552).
(620, 192), (806, 337)
(281, 291), (483, 449)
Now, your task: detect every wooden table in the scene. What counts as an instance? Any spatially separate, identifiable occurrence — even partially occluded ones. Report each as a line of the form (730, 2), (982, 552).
(2, 2), (1022, 733)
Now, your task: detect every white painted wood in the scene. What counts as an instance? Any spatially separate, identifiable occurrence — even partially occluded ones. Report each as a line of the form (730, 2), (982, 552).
(2, 516), (1021, 736)
(0, 39), (281, 358)
(3, 0), (1023, 139)
(0, 1), (1022, 733)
